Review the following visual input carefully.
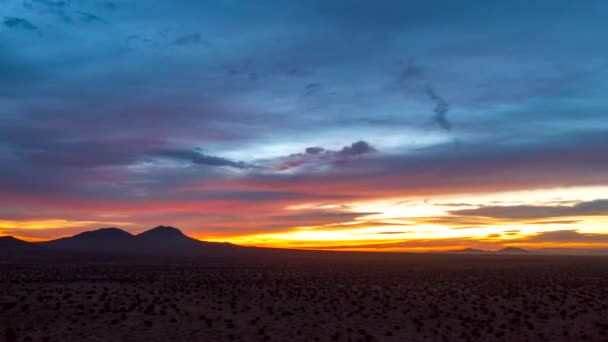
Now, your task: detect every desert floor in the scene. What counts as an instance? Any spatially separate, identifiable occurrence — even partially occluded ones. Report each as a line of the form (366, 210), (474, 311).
(1, 254), (608, 341)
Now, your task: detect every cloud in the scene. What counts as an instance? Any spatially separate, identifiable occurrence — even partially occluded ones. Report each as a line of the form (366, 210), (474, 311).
(224, 132), (608, 205)
(376, 231), (413, 235)
(174, 33), (207, 46)
(449, 199), (608, 220)
(22, 0), (108, 25)
(410, 215), (582, 230)
(524, 219), (582, 225)
(301, 237), (493, 251)
(515, 230), (608, 244)
(425, 85), (451, 131)
(76, 11), (104, 24)
(2, 0), (608, 242)
(425, 201), (475, 207)
(390, 59), (452, 132)
(151, 148), (252, 169)
(335, 140), (377, 157)
(272, 140), (377, 171)
(177, 190), (353, 202)
(3, 17), (37, 30)
(28, 0), (66, 10)
(400, 58), (423, 80)
(0, 130), (164, 169)
(267, 210), (379, 228)
(105, 2), (118, 11)
(304, 82), (322, 96)
(24, 0), (68, 20)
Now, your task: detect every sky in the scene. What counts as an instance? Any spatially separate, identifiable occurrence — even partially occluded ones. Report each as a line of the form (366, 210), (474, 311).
(2, 0), (608, 251)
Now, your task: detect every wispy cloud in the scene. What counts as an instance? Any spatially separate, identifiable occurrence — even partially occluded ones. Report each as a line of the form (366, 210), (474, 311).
(151, 149), (252, 169)
(3, 17), (37, 30)
(449, 199), (608, 219)
(425, 85), (451, 131)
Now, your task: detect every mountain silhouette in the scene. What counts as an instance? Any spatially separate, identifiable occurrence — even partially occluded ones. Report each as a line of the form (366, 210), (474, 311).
(496, 247), (531, 254)
(40, 227), (136, 254)
(0, 236), (61, 260)
(37, 226), (239, 257)
(0, 236), (30, 248)
(137, 225), (183, 238)
(4, 227), (585, 260)
(134, 225), (213, 255)
(72, 227), (134, 240)
(448, 248), (490, 254)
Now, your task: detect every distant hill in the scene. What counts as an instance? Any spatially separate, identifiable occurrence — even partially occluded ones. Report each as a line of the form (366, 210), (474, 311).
(6, 227), (605, 261)
(38, 226), (239, 257)
(443, 247), (533, 255)
(40, 227), (136, 254)
(0, 236), (62, 261)
(448, 248), (491, 254)
(72, 227), (134, 240)
(496, 247), (532, 254)
(0, 236), (31, 248)
(134, 225), (238, 255)
(136, 226), (199, 252)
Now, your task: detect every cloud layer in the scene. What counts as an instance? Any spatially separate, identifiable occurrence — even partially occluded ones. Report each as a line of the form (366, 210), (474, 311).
(1, 0), (608, 247)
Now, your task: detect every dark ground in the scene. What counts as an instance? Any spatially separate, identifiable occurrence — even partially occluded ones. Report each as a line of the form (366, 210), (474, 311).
(1, 253), (608, 342)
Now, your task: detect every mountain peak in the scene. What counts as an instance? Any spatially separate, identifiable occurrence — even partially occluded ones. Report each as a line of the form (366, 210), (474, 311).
(36, 225), (236, 257)
(0, 236), (29, 247)
(137, 226), (184, 238)
(497, 247), (530, 254)
(459, 248), (489, 253)
(72, 227), (134, 240)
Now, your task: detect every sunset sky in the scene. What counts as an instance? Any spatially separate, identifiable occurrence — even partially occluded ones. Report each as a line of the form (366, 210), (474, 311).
(2, 0), (608, 251)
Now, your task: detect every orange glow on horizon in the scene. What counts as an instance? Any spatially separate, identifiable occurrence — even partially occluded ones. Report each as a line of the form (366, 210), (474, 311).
(200, 186), (608, 250)
(3, 186), (608, 252)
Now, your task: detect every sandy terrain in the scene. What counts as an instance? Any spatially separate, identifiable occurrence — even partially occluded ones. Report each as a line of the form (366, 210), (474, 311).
(1, 254), (608, 341)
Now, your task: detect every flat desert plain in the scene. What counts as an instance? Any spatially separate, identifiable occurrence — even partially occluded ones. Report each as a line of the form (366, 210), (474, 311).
(1, 254), (608, 341)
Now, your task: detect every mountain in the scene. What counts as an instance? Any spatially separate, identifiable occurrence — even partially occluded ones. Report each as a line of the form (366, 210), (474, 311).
(137, 225), (184, 240)
(135, 225), (209, 255)
(40, 227), (136, 254)
(38, 226), (239, 257)
(448, 248), (491, 254)
(71, 227), (134, 240)
(441, 247), (534, 255)
(0, 236), (61, 261)
(496, 247), (531, 254)
(0, 236), (31, 248)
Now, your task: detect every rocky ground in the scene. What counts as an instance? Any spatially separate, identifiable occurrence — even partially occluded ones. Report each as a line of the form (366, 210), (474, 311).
(1, 254), (608, 341)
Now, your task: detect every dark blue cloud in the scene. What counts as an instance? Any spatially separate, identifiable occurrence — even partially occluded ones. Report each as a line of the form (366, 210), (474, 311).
(151, 149), (251, 169)
(516, 230), (608, 243)
(449, 199), (608, 220)
(3, 17), (37, 30)
(425, 85), (451, 131)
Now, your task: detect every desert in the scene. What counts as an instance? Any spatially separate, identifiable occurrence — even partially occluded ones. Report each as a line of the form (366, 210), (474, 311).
(2, 251), (607, 341)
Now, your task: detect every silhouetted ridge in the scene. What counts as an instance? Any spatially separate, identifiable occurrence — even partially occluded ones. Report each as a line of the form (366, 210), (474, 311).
(136, 226), (184, 238)
(134, 226), (205, 255)
(40, 227), (135, 254)
(497, 247), (531, 254)
(37, 226), (240, 257)
(71, 227), (134, 240)
(1, 236), (61, 260)
(450, 248), (489, 254)
(0, 236), (30, 247)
